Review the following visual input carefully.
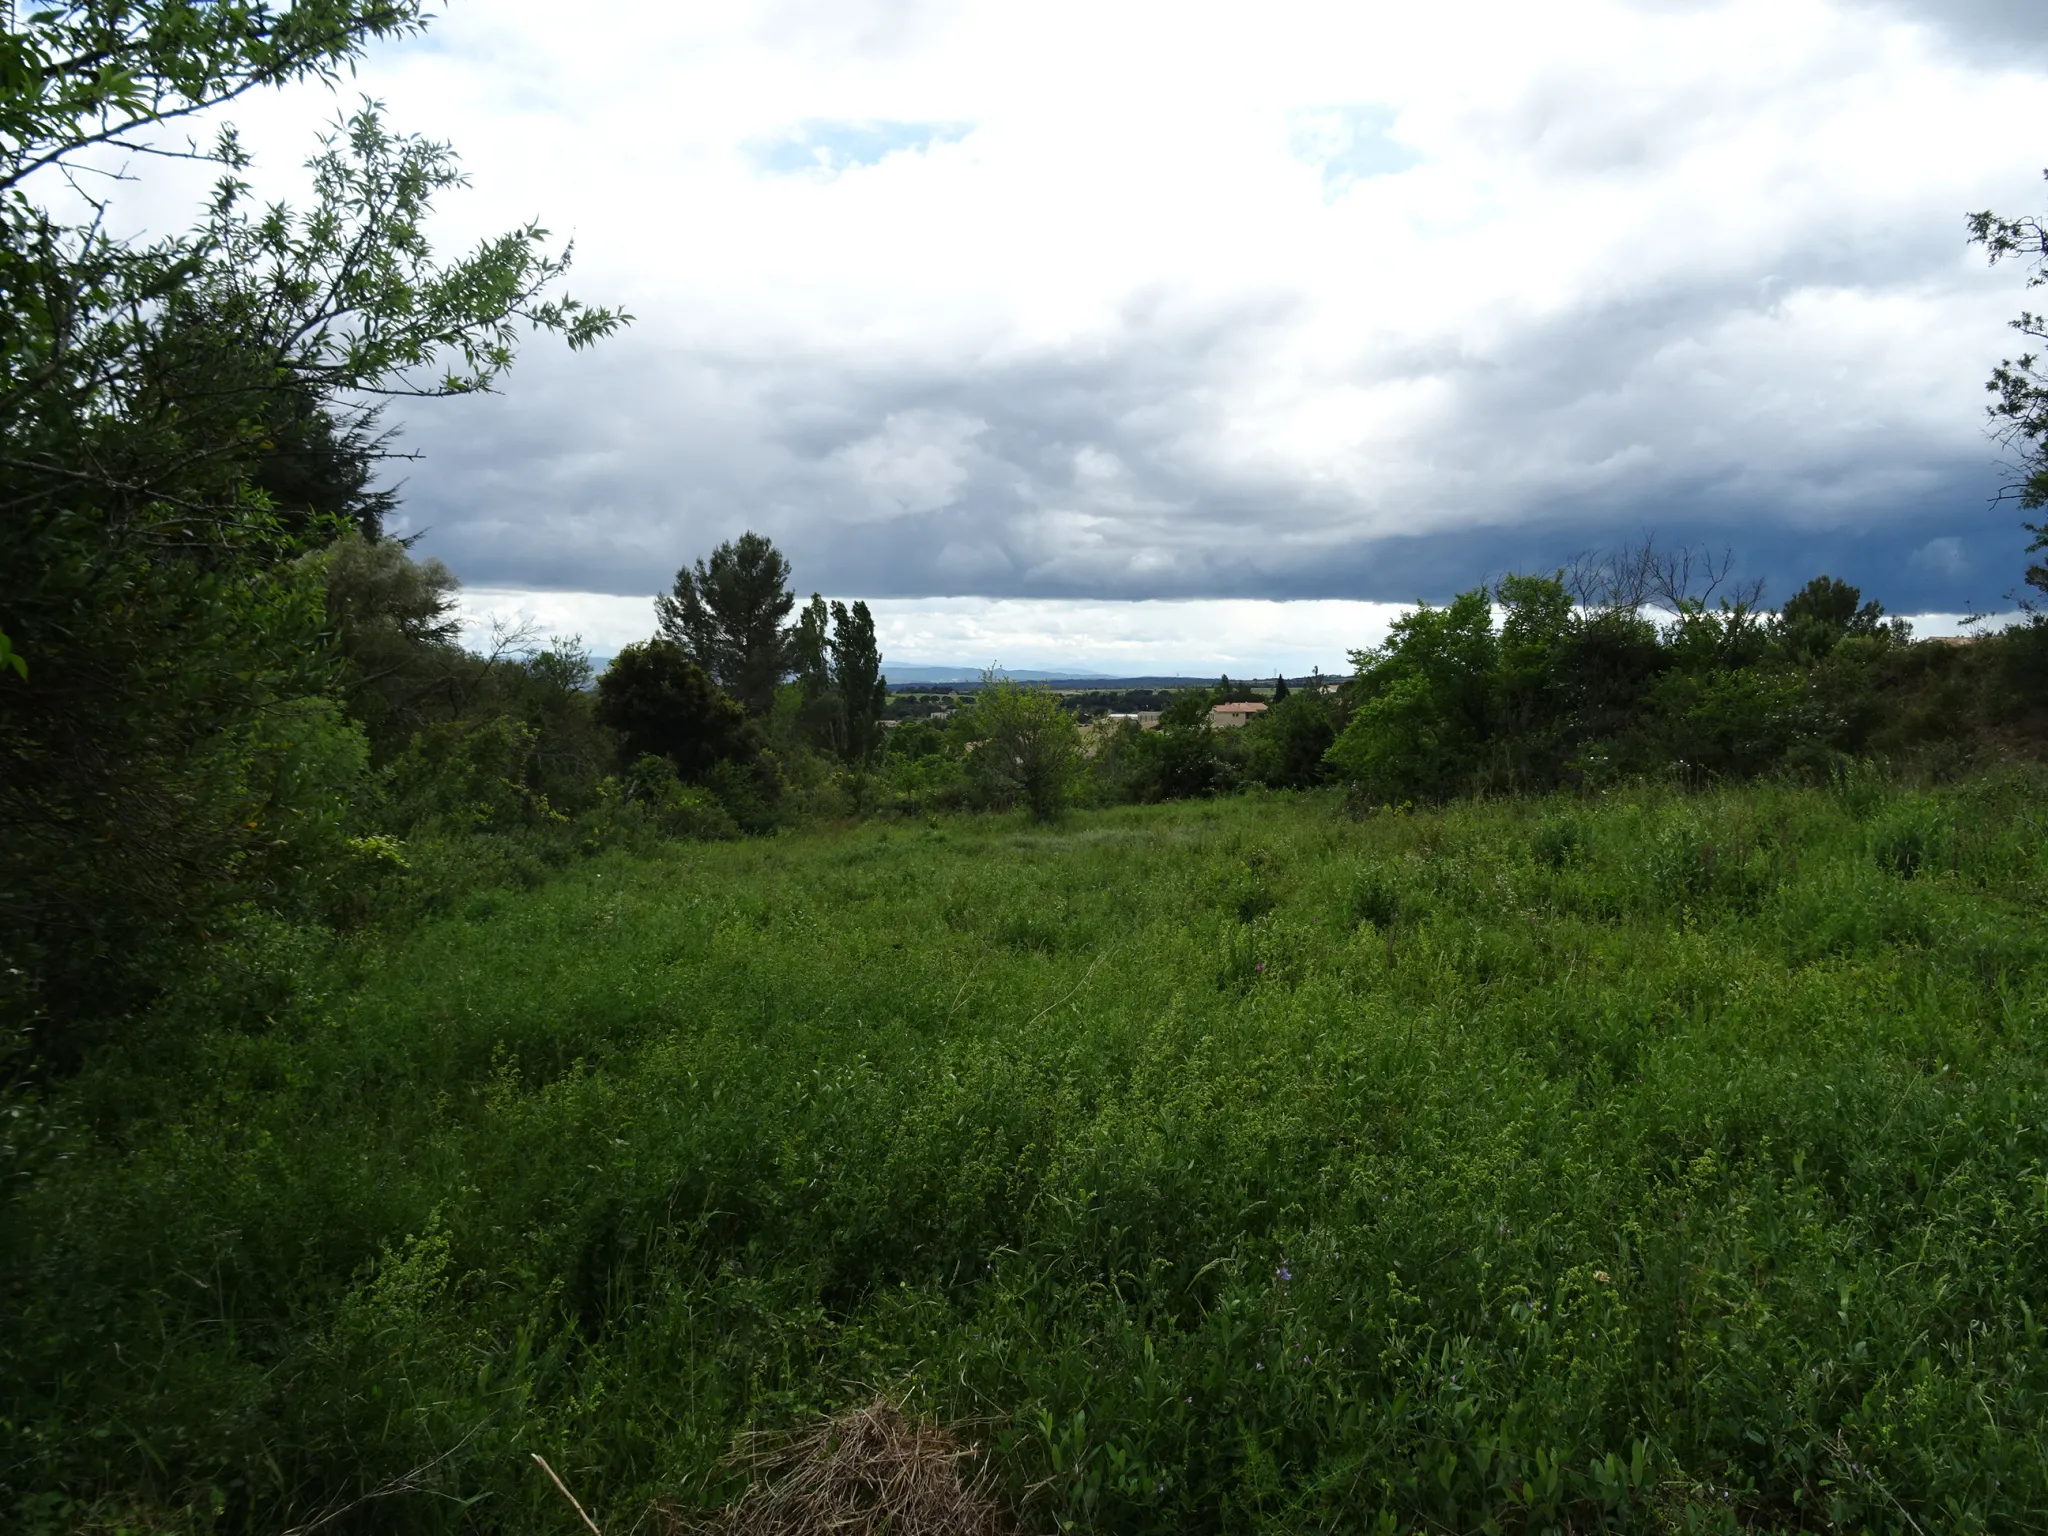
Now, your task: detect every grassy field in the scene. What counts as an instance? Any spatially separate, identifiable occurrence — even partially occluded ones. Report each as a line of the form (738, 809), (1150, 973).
(8, 772), (2048, 1533)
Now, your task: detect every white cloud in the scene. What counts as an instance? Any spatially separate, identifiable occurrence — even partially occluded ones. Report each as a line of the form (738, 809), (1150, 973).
(455, 586), (2006, 674)
(91, 0), (2048, 625)
(454, 587), (1400, 673)
(829, 408), (986, 518)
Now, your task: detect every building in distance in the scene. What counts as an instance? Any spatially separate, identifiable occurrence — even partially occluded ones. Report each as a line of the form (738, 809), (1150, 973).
(1209, 701), (1269, 729)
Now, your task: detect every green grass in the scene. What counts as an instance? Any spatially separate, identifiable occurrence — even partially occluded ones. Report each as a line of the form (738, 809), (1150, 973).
(8, 772), (2048, 1533)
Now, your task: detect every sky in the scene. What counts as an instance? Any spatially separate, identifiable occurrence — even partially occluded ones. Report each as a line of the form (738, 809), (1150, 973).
(171, 0), (2048, 669)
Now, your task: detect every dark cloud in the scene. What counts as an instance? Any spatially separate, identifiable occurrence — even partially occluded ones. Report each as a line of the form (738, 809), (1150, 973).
(1854, 0), (2048, 65)
(377, 0), (2042, 621)
(391, 275), (2022, 617)
(1623, 1), (2047, 66)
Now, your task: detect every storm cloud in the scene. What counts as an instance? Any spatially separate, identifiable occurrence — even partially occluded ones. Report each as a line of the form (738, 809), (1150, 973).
(245, 0), (2048, 619)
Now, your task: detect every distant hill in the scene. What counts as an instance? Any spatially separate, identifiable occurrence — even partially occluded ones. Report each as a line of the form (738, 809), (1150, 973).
(886, 672), (1332, 691)
(884, 665), (1113, 684)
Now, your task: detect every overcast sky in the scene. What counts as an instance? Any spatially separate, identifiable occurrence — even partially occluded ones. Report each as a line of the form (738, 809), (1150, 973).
(211, 0), (2048, 668)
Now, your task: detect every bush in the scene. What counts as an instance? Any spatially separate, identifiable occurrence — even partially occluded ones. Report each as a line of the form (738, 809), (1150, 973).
(384, 716), (547, 835)
(622, 754), (741, 840)
(1640, 665), (1820, 783)
(1243, 694), (1336, 789)
(1325, 590), (1496, 802)
(964, 676), (1082, 820)
(596, 640), (749, 778)
(1106, 722), (1228, 803)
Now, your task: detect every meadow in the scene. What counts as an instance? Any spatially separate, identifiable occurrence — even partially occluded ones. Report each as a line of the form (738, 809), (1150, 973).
(7, 771), (2048, 1534)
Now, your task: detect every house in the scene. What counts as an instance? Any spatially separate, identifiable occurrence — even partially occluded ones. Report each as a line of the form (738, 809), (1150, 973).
(1105, 711), (1162, 730)
(1208, 701), (1268, 729)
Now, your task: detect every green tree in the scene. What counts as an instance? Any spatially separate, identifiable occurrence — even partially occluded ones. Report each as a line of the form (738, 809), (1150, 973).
(247, 386), (401, 539)
(1214, 672), (1256, 703)
(1245, 692), (1334, 789)
(494, 637), (609, 814)
(1774, 574), (1887, 662)
(830, 599), (888, 764)
(1491, 573), (1577, 787)
(655, 532), (795, 716)
(1162, 686), (1217, 728)
(0, 4), (625, 1052)
(314, 531), (469, 756)
(966, 671), (1081, 820)
(595, 641), (748, 780)
(792, 594), (833, 700)
(1324, 589), (1496, 801)
(1970, 180), (2048, 595)
(788, 592), (845, 754)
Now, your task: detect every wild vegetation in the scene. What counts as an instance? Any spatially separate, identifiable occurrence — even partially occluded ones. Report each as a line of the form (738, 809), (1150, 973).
(9, 6), (2048, 1534)
(9, 777), (2048, 1533)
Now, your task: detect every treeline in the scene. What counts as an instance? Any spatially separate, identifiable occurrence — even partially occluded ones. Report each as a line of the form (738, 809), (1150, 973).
(865, 553), (2048, 820)
(1321, 556), (2048, 803)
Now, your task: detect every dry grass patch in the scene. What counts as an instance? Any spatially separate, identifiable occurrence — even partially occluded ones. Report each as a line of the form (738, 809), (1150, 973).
(672, 1398), (1017, 1536)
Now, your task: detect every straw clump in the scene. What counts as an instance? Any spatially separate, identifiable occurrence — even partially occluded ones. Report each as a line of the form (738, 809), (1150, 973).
(677, 1397), (1017, 1536)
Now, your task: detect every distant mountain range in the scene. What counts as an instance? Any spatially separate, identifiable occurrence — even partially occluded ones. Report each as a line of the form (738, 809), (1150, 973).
(884, 664), (1113, 683)
(885, 668), (1333, 690)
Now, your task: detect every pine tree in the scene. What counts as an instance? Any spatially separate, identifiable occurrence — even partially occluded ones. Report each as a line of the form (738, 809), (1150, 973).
(654, 532), (795, 716)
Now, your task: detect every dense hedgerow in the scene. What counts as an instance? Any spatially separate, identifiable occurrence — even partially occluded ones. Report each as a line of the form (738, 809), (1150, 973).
(6, 771), (2048, 1533)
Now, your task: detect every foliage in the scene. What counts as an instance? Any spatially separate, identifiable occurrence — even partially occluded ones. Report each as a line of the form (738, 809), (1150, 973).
(1970, 174), (2048, 593)
(0, 3), (623, 1057)
(964, 672), (1083, 820)
(10, 777), (2048, 1532)
(0, 3), (427, 199)
(314, 532), (468, 756)
(1326, 589), (1496, 802)
(829, 599), (889, 765)
(618, 753), (740, 841)
(656, 531), (797, 716)
(1160, 686), (1217, 729)
(1241, 693), (1336, 790)
(1316, 570), (1936, 806)
(595, 640), (749, 780)
(384, 714), (548, 835)
(1774, 574), (1889, 662)
(1102, 717), (1231, 803)
(784, 594), (889, 764)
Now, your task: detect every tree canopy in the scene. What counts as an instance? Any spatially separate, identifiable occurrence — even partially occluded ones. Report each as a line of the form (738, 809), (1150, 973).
(595, 640), (749, 779)
(1970, 177), (2048, 597)
(656, 531), (795, 716)
(0, 0), (625, 1053)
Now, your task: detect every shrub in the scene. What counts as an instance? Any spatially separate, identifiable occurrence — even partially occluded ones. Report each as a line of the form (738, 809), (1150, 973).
(964, 675), (1082, 821)
(596, 640), (749, 778)
(1325, 590), (1496, 802)
(384, 716), (545, 835)
(622, 754), (741, 840)
(1243, 694), (1336, 789)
